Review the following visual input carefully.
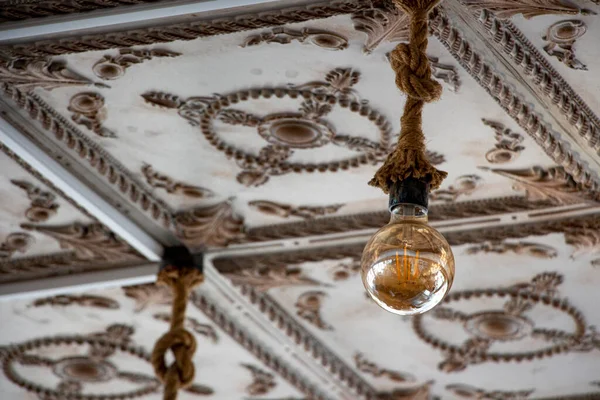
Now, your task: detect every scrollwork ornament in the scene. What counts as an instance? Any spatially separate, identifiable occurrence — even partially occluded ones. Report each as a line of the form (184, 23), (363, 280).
(68, 92), (116, 138)
(93, 48), (181, 80)
(482, 119), (525, 164)
(0, 232), (34, 259)
(242, 27), (348, 50)
(543, 20), (588, 70)
(11, 180), (59, 222)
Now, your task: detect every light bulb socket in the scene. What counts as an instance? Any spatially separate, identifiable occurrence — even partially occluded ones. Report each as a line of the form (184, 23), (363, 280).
(388, 178), (429, 211)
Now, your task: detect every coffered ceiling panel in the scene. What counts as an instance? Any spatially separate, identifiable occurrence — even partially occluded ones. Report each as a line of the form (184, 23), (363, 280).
(212, 219), (600, 399)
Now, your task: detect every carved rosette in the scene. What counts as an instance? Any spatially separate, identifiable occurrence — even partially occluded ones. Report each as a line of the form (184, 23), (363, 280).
(68, 92), (116, 138)
(11, 180), (59, 222)
(543, 20), (588, 70)
(414, 272), (597, 372)
(482, 119), (525, 164)
(142, 67), (391, 187)
(242, 27), (348, 50)
(0, 232), (34, 259)
(430, 175), (482, 202)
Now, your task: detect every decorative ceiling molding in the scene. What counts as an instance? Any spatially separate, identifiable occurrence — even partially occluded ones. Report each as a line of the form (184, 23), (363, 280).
(21, 222), (143, 262)
(428, 55), (461, 92)
(142, 67), (391, 187)
(240, 196), (555, 243)
(0, 142), (95, 220)
(31, 294), (120, 309)
(248, 200), (343, 220)
(241, 27), (349, 51)
(0, 91), (174, 228)
(481, 165), (600, 205)
(142, 164), (214, 199)
(173, 201), (245, 249)
(0, 252), (75, 283)
(445, 383), (533, 399)
(542, 19), (588, 71)
(464, 241), (558, 258)
(68, 92), (116, 138)
(241, 363), (277, 396)
(481, 119), (525, 164)
(0, 0), (381, 59)
(0, 232), (34, 259)
(413, 272), (598, 372)
(0, 0), (168, 23)
(216, 285), (378, 400)
(354, 353), (415, 383)
(11, 179), (59, 222)
(0, 58), (106, 92)
(430, 174), (482, 203)
(351, 1), (410, 54)
(430, 6), (600, 190)
(295, 290), (332, 330)
(460, 0), (593, 19)
(189, 292), (334, 400)
(123, 283), (173, 312)
(223, 265), (322, 293)
(93, 48), (181, 80)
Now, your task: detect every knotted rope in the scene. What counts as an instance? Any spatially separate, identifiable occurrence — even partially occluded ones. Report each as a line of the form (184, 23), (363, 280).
(151, 265), (204, 400)
(369, 0), (448, 193)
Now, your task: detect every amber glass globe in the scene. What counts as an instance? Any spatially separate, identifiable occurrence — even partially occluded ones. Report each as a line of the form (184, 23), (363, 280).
(361, 204), (455, 315)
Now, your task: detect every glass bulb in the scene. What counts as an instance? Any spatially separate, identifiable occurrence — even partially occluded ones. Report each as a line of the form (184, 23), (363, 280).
(361, 204), (455, 316)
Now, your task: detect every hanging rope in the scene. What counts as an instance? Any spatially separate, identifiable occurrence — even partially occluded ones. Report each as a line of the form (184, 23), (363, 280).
(369, 0), (448, 194)
(151, 264), (204, 400)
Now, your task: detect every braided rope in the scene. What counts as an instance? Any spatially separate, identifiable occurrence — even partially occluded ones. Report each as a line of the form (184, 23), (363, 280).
(151, 265), (204, 400)
(369, 0), (448, 193)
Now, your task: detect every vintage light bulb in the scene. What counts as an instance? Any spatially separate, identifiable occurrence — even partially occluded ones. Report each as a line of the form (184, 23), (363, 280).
(361, 178), (455, 315)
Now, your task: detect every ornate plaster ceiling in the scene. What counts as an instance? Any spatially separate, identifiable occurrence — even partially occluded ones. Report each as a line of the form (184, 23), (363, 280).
(0, 0), (599, 399)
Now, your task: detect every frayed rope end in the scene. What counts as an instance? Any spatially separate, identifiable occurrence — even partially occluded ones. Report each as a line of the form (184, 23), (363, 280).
(369, 148), (447, 194)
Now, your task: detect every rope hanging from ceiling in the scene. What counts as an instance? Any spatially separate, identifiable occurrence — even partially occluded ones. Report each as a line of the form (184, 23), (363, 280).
(369, 0), (448, 193)
(151, 249), (203, 400)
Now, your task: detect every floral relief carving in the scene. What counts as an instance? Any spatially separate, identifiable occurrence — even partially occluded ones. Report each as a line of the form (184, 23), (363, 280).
(465, 241), (558, 259)
(461, 0), (593, 18)
(0, 324), (213, 399)
(329, 259), (361, 281)
(174, 201), (245, 248)
(295, 290), (332, 330)
(68, 92), (116, 138)
(481, 165), (600, 205)
(354, 353), (415, 382)
(564, 219), (600, 265)
(11, 180), (59, 222)
(241, 363), (276, 396)
(351, 2), (409, 54)
(0, 232), (34, 259)
(142, 67), (391, 187)
(224, 266), (322, 293)
(21, 223), (141, 263)
(481, 119), (525, 164)
(248, 200), (343, 220)
(446, 383), (533, 399)
(93, 48), (181, 80)
(153, 313), (218, 343)
(428, 56), (461, 92)
(542, 20), (588, 70)
(242, 27), (348, 50)
(141, 164), (214, 199)
(0, 58), (104, 92)
(414, 272), (598, 372)
(0, 253), (74, 282)
(31, 294), (119, 309)
(430, 175), (482, 202)
(123, 283), (173, 312)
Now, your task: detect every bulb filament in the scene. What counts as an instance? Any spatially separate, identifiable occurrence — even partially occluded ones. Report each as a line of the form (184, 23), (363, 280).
(395, 245), (420, 281)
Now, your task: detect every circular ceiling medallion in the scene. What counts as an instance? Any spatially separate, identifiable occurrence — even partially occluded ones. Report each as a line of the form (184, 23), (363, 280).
(69, 92), (104, 114)
(53, 356), (117, 383)
(258, 114), (334, 148)
(464, 311), (533, 341)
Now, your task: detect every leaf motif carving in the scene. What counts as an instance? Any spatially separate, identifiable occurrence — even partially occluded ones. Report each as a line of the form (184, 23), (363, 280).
(224, 266), (323, 292)
(351, 4), (410, 53)
(174, 201), (245, 248)
(0, 58), (105, 92)
(295, 290), (332, 330)
(248, 200), (343, 220)
(123, 283), (173, 312)
(462, 0), (593, 19)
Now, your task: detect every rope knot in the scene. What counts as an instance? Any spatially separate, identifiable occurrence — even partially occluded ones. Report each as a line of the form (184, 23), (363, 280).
(152, 328), (197, 390)
(390, 43), (441, 102)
